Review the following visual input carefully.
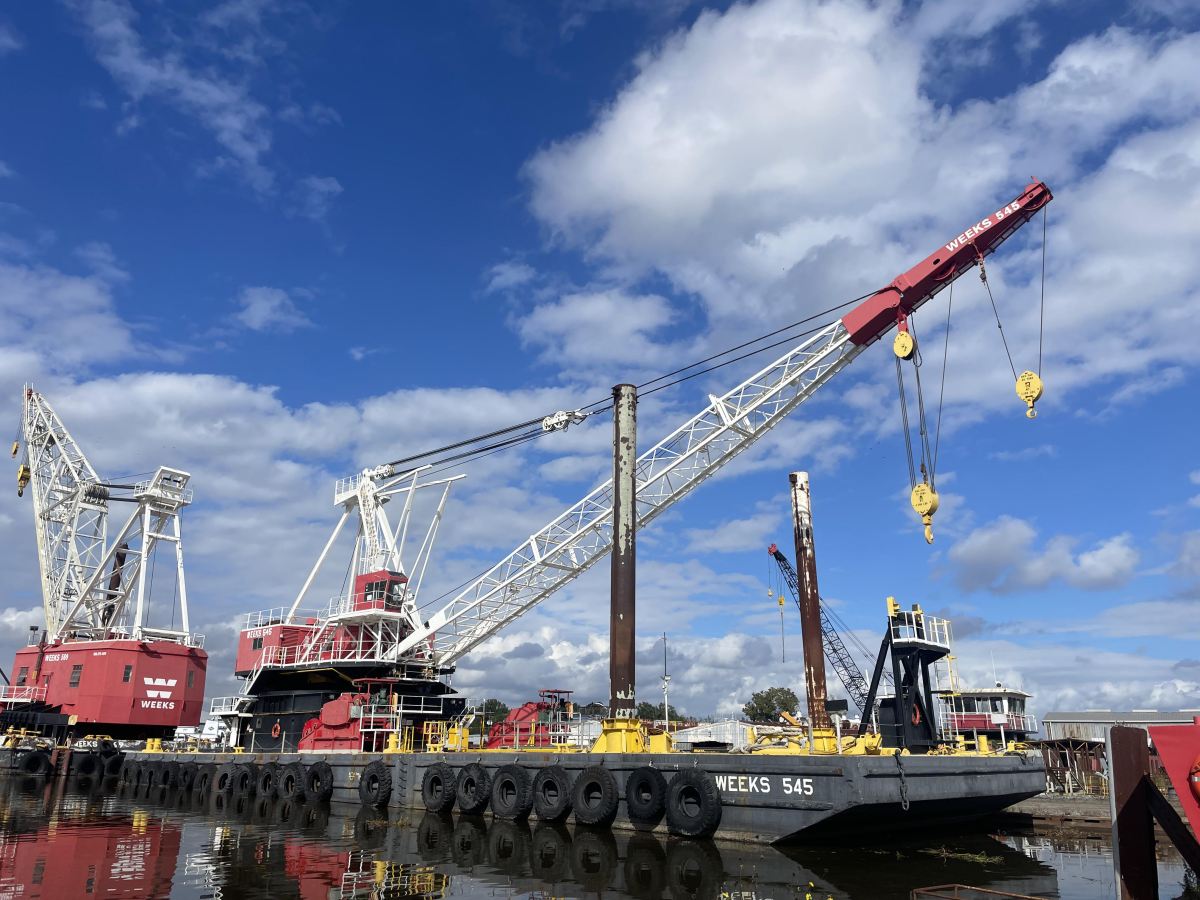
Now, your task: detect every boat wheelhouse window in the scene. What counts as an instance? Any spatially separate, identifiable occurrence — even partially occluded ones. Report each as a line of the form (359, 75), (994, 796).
(15, 667), (27, 686)
(251, 637), (264, 651)
(991, 697), (1003, 713)
(69, 665), (82, 688)
(122, 665), (132, 683)
(188, 670), (195, 688)
(962, 697), (976, 712)
(1010, 698), (1025, 714)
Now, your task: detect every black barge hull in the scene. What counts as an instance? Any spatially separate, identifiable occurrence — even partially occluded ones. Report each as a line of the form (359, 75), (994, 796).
(102, 749), (1045, 843)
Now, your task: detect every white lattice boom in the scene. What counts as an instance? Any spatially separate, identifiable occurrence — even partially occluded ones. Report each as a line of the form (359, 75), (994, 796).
(17, 387), (202, 647)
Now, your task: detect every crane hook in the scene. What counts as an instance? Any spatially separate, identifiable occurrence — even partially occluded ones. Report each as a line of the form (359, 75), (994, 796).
(911, 482), (939, 544)
(1016, 371), (1043, 419)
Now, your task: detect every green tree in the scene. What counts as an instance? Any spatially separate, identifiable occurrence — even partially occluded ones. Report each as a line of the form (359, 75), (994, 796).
(741, 687), (799, 722)
(482, 698), (510, 724)
(636, 701), (681, 720)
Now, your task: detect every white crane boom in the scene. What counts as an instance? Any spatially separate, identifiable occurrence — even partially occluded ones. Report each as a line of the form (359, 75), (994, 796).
(18, 387), (109, 641)
(394, 179), (1054, 667)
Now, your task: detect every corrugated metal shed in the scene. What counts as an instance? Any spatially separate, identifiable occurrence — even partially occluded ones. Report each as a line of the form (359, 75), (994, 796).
(1042, 710), (1200, 742)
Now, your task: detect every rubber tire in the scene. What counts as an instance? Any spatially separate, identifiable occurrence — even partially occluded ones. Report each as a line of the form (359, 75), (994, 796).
(354, 807), (388, 850)
(304, 761), (335, 802)
(529, 823), (570, 882)
(144, 761), (165, 788)
(232, 762), (259, 795)
(159, 761), (181, 789)
(256, 762), (281, 798)
(214, 761), (238, 793)
(179, 762), (199, 791)
(572, 766), (619, 827)
(490, 764), (533, 820)
(417, 812), (453, 862)
(625, 766), (668, 825)
(421, 763), (456, 813)
(451, 816), (487, 867)
(625, 834), (667, 900)
(73, 753), (104, 777)
(119, 759), (138, 784)
(532, 765), (573, 822)
(571, 828), (618, 892)
(487, 819), (530, 876)
(104, 753), (125, 777)
(18, 750), (51, 777)
(279, 761), (306, 801)
(196, 763), (218, 794)
(665, 768), (722, 839)
(358, 759), (393, 808)
(455, 763), (491, 815)
(665, 839), (722, 900)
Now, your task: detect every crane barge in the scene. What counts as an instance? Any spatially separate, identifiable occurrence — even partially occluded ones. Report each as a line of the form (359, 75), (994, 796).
(141, 180), (1050, 842)
(3, 388), (207, 756)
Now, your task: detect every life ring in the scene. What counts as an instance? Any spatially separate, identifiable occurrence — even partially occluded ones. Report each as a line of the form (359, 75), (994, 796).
(1189, 752), (1200, 804)
(911, 704), (922, 726)
(271, 722), (281, 739)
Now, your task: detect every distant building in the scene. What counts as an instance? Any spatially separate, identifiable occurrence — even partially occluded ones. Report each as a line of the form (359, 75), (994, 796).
(577, 701), (608, 719)
(1041, 710), (1200, 743)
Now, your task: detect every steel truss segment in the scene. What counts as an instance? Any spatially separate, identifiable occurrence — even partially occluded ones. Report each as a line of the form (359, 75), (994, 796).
(393, 321), (862, 665)
(20, 388), (107, 641)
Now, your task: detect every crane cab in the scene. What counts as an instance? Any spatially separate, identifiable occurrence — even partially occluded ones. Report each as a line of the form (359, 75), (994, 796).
(352, 570), (408, 613)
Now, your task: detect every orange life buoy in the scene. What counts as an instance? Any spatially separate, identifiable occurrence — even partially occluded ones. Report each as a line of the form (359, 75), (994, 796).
(271, 722), (281, 739)
(911, 704), (922, 727)
(1189, 753), (1200, 804)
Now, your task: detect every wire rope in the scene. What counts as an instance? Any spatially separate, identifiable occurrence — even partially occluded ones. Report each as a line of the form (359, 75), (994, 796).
(635, 294), (874, 392)
(907, 315), (936, 489)
(933, 283), (953, 475)
(894, 358), (917, 490)
(980, 263), (1018, 380)
(1039, 206), (1047, 377)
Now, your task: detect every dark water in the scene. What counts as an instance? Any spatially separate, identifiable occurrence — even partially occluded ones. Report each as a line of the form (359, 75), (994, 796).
(0, 776), (1192, 899)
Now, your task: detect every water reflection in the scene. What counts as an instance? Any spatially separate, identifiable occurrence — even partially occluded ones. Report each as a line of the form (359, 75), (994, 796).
(0, 774), (1193, 899)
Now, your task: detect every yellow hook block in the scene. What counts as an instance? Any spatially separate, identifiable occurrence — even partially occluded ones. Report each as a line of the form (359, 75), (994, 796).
(911, 483), (939, 544)
(1016, 371), (1043, 419)
(893, 331), (915, 360)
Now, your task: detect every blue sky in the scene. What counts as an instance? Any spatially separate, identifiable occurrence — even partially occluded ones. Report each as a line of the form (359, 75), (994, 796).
(1, 0), (1198, 720)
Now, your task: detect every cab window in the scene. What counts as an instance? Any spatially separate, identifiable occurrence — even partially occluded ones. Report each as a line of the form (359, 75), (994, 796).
(15, 667), (27, 686)
(386, 580), (405, 610)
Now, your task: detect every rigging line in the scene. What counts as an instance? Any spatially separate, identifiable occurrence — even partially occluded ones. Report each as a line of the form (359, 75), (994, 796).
(980, 265), (1018, 381)
(635, 293), (874, 391)
(907, 315), (936, 489)
(416, 430), (548, 482)
(392, 428), (547, 478)
(933, 282), (953, 476)
(895, 357), (917, 489)
(1039, 206), (1047, 377)
(384, 416), (548, 469)
(640, 320), (836, 398)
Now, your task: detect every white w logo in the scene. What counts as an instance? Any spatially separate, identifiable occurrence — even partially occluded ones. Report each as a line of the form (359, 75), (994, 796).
(144, 677), (177, 699)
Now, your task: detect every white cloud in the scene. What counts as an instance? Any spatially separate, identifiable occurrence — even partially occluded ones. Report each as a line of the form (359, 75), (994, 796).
(293, 175), (343, 223)
(520, 1), (1200, 426)
(0, 23), (22, 56)
(685, 506), (783, 554)
(1174, 531), (1200, 579)
(516, 287), (685, 370)
(232, 286), (312, 332)
(74, 0), (276, 192)
(946, 516), (1140, 593)
(0, 161), (13, 178)
(485, 261), (536, 293)
(988, 444), (1056, 462)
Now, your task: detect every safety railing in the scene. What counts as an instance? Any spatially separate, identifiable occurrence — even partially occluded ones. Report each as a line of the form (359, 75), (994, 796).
(242, 607), (325, 629)
(890, 612), (952, 649)
(134, 479), (193, 505)
(0, 686), (47, 704)
(209, 696), (249, 715)
(945, 712), (1038, 734)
